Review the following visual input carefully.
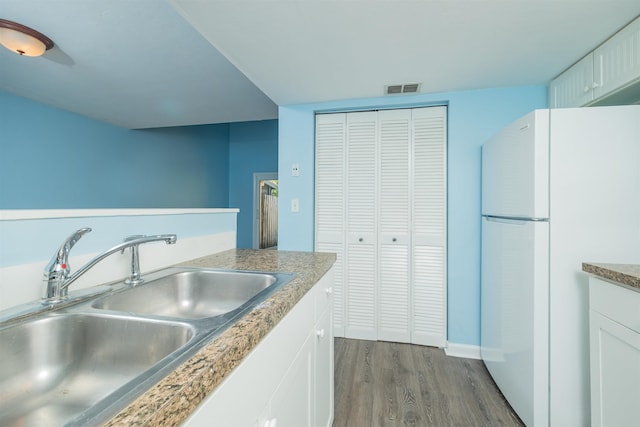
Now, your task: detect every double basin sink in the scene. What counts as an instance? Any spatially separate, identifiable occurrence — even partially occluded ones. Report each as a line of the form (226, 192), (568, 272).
(0, 267), (295, 426)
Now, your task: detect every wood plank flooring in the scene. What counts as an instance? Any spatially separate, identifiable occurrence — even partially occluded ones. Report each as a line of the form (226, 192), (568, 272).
(333, 338), (524, 427)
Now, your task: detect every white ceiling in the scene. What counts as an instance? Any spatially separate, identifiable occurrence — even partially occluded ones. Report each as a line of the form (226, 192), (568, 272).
(1, 1), (639, 129)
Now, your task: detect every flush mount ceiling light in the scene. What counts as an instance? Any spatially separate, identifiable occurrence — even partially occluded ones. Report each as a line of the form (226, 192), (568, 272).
(0, 19), (54, 57)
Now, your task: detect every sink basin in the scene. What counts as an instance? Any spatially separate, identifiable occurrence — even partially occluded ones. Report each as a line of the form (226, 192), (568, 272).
(92, 269), (282, 319)
(0, 267), (294, 425)
(0, 313), (193, 426)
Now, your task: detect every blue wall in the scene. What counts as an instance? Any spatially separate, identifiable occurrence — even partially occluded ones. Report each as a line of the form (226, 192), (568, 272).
(277, 85), (548, 346)
(0, 91), (230, 209)
(228, 120), (279, 248)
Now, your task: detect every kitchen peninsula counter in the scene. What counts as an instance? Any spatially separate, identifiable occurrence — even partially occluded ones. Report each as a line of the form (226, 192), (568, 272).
(582, 262), (640, 291)
(104, 249), (336, 427)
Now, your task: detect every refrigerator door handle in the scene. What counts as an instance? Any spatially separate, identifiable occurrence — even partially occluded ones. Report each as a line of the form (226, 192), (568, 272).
(484, 215), (548, 224)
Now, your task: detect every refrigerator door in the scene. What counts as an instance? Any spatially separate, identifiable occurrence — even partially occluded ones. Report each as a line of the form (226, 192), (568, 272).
(481, 216), (549, 427)
(482, 110), (549, 219)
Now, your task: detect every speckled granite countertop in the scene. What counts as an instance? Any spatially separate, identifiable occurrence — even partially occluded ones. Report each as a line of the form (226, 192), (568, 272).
(582, 262), (640, 292)
(104, 249), (336, 427)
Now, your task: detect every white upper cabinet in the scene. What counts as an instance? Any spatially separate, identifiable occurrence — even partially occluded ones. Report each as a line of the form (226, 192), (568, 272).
(549, 53), (596, 108)
(549, 16), (640, 108)
(594, 16), (640, 100)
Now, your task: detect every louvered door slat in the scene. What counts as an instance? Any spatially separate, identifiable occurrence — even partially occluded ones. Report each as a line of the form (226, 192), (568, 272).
(347, 112), (377, 234)
(378, 244), (410, 342)
(413, 246), (446, 346)
(345, 242), (376, 340)
(315, 114), (346, 242)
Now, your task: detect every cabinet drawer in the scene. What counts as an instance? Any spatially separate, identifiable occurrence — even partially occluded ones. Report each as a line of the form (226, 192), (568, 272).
(590, 277), (640, 333)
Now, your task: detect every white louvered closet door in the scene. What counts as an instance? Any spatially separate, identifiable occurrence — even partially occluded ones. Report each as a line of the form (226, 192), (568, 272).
(314, 106), (447, 346)
(314, 113), (346, 337)
(412, 106), (447, 347)
(377, 109), (411, 343)
(345, 111), (378, 340)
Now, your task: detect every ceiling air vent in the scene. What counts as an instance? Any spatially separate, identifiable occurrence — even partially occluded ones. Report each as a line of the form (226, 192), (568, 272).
(385, 83), (421, 95)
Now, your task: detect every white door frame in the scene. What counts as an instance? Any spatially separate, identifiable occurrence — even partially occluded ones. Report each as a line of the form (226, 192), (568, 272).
(253, 172), (278, 249)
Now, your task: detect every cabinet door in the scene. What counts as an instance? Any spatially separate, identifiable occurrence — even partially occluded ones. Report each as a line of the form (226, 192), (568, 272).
(377, 109), (411, 343)
(412, 106), (447, 347)
(589, 311), (640, 427)
(269, 334), (314, 427)
(315, 114), (346, 337)
(345, 111), (377, 340)
(182, 282), (316, 427)
(549, 53), (594, 108)
(593, 16), (640, 99)
(314, 309), (333, 427)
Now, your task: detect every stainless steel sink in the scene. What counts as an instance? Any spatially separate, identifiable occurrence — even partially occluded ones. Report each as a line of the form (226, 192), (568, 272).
(0, 267), (295, 426)
(92, 268), (284, 319)
(0, 313), (194, 427)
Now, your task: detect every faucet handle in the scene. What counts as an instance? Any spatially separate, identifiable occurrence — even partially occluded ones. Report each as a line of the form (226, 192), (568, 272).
(49, 227), (92, 273)
(43, 227), (92, 300)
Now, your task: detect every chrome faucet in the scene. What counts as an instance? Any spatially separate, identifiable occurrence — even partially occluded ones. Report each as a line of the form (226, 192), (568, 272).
(43, 228), (177, 302)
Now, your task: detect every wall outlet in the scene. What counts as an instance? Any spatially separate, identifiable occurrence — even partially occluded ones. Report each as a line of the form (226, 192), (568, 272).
(291, 198), (300, 213)
(291, 163), (300, 177)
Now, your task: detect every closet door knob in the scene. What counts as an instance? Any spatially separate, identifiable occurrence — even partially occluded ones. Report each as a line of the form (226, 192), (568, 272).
(392, 237), (397, 242)
(358, 238), (363, 242)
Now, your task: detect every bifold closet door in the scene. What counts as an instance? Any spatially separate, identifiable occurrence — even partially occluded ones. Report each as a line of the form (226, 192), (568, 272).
(314, 113), (346, 337)
(344, 111), (378, 341)
(411, 106), (447, 347)
(315, 106), (447, 346)
(377, 109), (411, 342)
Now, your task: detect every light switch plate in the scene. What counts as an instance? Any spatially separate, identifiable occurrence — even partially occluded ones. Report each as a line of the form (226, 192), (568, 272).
(291, 198), (300, 213)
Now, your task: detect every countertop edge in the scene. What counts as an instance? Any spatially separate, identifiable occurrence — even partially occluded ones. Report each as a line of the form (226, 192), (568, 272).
(582, 262), (640, 291)
(103, 249), (336, 427)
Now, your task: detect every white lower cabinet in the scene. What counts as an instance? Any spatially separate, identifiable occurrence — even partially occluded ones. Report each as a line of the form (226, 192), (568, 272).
(260, 335), (313, 427)
(182, 268), (334, 427)
(589, 277), (640, 427)
(313, 309), (333, 427)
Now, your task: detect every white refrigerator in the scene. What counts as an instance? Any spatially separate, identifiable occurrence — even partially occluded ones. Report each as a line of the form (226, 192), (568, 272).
(480, 106), (640, 426)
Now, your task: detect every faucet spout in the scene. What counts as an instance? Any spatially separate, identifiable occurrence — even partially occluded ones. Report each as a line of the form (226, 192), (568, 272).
(43, 230), (177, 302)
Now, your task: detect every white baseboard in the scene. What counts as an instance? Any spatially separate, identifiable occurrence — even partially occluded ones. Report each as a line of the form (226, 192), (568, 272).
(444, 342), (482, 360)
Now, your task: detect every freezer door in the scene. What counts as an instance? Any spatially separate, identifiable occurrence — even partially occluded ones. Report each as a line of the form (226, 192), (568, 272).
(482, 110), (549, 219)
(481, 216), (549, 427)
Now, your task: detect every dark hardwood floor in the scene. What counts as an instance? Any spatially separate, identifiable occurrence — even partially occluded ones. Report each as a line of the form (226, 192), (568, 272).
(333, 338), (524, 427)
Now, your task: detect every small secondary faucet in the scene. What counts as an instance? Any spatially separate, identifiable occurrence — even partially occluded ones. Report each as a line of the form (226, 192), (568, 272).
(43, 228), (177, 302)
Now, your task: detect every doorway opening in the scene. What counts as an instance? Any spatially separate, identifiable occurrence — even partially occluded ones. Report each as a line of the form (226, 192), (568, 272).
(253, 172), (278, 249)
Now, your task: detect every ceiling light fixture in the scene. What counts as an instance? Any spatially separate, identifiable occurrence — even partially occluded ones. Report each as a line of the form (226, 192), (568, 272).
(0, 19), (54, 57)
